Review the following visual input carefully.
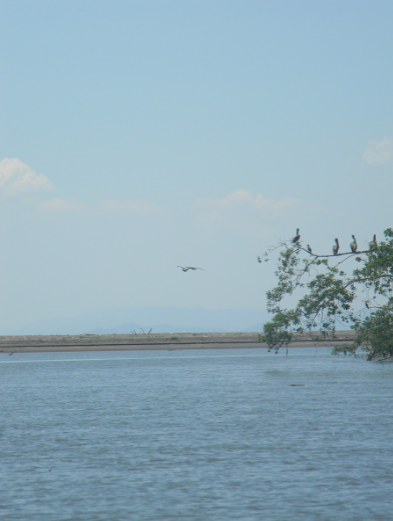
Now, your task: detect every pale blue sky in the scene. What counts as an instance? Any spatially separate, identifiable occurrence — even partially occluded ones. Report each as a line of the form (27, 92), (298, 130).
(0, 0), (392, 329)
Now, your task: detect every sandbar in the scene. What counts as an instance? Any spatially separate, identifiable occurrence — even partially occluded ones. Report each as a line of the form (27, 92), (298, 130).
(0, 331), (357, 354)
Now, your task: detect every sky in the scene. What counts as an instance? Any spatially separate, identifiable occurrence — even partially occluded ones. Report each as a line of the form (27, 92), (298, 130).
(0, 0), (392, 330)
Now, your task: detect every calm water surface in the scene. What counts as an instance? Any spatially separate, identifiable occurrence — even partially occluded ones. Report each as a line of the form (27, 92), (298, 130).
(1, 348), (392, 520)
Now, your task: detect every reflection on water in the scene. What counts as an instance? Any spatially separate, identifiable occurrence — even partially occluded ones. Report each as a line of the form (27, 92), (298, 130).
(1, 348), (392, 520)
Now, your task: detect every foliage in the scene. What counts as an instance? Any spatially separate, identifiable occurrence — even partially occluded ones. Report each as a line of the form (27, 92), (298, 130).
(260, 228), (393, 360)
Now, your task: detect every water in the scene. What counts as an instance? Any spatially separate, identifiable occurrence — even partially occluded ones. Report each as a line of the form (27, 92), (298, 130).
(1, 348), (392, 520)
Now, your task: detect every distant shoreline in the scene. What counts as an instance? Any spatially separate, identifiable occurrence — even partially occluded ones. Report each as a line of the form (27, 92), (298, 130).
(0, 331), (357, 354)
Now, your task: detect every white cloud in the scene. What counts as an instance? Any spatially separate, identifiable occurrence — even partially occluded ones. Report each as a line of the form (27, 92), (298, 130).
(38, 198), (85, 213)
(0, 158), (54, 197)
(363, 138), (392, 164)
(38, 198), (159, 216)
(194, 190), (299, 236)
(100, 200), (160, 215)
(194, 190), (298, 214)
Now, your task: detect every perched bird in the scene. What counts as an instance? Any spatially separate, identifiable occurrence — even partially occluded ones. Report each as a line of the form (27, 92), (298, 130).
(292, 228), (300, 244)
(177, 266), (205, 272)
(350, 235), (358, 253)
(332, 238), (340, 255)
(365, 302), (369, 309)
(307, 244), (312, 254)
(369, 234), (377, 248)
(257, 256), (262, 263)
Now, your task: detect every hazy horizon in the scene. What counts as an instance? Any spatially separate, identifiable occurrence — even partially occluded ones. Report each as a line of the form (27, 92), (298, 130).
(0, 304), (269, 336)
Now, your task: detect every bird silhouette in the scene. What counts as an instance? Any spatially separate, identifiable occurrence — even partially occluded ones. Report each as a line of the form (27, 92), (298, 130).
(257, 256), (262, 263)
(307, 244), (312, 254)
(369, 234), (377, 248)
(333, 238), (340, 255)
(177, 266), (205, 272)
(292, 228), (300, 244)
(350, 235), (358, 253)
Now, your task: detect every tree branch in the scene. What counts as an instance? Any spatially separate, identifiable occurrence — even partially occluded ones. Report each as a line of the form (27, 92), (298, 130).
(343, 275), (393, 289)
(298, 246), (369, 258)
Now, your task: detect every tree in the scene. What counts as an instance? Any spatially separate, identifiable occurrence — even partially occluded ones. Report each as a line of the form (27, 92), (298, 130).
(260, 228), (393, 360)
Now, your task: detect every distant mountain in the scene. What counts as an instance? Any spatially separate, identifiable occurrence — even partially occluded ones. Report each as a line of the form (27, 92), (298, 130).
(2, 305), (268, 335)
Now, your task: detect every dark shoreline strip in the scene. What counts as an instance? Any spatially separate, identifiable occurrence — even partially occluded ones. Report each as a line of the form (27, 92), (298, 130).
(0, 332), (356, 353)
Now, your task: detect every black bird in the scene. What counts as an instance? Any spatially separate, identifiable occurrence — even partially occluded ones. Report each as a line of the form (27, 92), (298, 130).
(350, 235), (358, 253)
(307, 244), (312, 254)
(369, 234), (377, 248)
(257, 256), (262, 263)
(333, 238), (340, 255)
(292, 228), (300, 244)
(177, 266), (205, 272)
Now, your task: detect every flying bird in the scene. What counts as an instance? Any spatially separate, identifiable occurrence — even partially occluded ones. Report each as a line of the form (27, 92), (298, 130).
(350, 235), (358, 253)
(292, 228), (300, 244)
(177, 266), (205, 272)
(257, 256), (262, 263)
(333, 238), (340, 255)
(307, 244), (312, 254)
(369, 234), (377, 248)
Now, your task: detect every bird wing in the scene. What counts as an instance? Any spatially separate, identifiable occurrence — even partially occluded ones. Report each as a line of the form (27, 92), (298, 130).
(178, 266), (205, 271)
